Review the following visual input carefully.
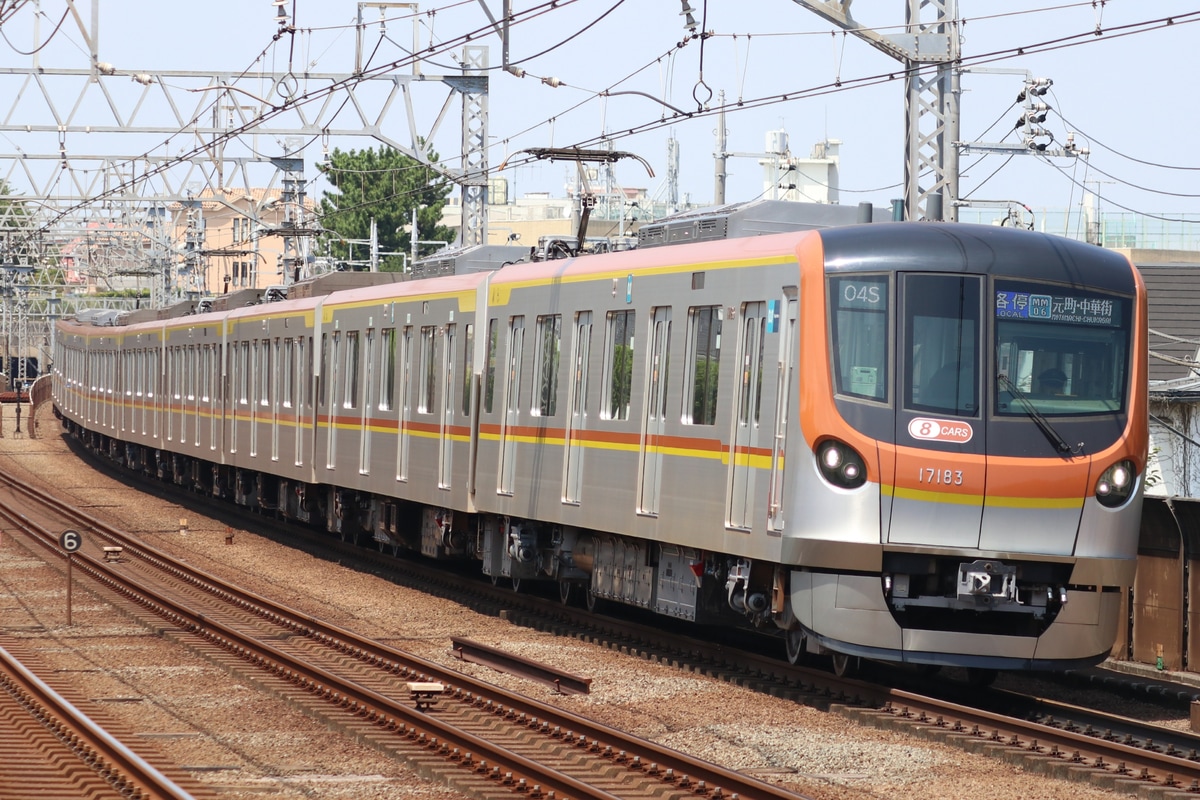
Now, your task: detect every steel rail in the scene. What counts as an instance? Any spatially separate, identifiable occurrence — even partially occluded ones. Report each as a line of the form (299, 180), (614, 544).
(0, 642), (197, 799)
(0, 470), (811, 800)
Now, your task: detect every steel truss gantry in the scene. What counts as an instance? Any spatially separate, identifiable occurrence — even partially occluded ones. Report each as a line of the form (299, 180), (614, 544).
(790, 0), (960, 221)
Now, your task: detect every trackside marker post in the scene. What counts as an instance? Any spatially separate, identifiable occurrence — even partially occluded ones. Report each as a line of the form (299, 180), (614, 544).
(59, 529), (82, 626)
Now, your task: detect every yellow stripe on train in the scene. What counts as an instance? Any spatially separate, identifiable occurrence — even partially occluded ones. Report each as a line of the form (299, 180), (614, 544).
(887, 484), (1083, 510)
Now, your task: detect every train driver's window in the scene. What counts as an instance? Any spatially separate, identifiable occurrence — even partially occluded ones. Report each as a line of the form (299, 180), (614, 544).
(828, 275), (888, 402)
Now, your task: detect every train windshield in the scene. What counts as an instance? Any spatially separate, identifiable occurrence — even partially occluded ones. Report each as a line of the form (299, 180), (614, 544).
(904, 274), (981, 417)
(994, 281), (1131, 416)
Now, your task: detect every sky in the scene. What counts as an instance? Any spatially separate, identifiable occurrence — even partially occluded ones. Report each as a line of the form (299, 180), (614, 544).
(2, 0), (1199, 233)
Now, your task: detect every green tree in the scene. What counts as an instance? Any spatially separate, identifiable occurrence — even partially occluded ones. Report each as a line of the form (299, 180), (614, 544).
(317, 146), (456, 272)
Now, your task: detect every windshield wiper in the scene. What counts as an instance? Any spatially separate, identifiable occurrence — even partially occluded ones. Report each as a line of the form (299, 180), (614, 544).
(997, 374), (1082, 457)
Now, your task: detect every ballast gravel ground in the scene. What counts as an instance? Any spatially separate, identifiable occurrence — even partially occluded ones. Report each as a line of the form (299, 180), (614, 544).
(0, 402), (1150, 799)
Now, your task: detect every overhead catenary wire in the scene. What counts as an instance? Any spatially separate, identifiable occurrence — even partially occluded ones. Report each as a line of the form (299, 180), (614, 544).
(19, 0), (588, 240)
(12, 5), (1200, 239)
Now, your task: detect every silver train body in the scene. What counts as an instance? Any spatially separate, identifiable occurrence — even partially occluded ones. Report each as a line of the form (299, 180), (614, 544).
(52, 221), (1149, 672)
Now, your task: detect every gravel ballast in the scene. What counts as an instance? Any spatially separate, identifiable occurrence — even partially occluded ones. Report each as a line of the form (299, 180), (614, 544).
(0, 402), (1137, 800)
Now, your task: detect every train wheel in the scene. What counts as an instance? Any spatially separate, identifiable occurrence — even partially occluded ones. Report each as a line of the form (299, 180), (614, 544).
(511, 577), (522, 593)
(785, 629), (806, 665)
(558, 580), (574, 606)
(586, 589), (605, 613)
(966, 668), (998, 688)
(490, 574), (500, 587)
(831, 652), (857, 678)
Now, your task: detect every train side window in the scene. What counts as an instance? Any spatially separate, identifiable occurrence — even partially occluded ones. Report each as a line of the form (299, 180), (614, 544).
(484, 319), (498, 413)
(190, 345), (199, 401)
(300, 337), (311, 410)
(344, 330), (360, 409)
(319, 333), (330, 409)
(444, 323), (456, 418)
(533, 314), (561, 417)
(828, 275), (889, 402)
(419, 325), (436, 414)
(202, 345), (212, 403)
(238, 341), (250, 405)
(462, 323), (474, 417)
(602, 309), (636, 420)
(380, 328), (396, 411)
(259, 340), (271, 407)
(282, 338), (294, 408)
(685, 305), (722, 425)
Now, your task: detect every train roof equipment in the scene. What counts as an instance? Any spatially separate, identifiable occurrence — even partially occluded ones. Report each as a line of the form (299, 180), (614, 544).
(636, 198), (888, 249)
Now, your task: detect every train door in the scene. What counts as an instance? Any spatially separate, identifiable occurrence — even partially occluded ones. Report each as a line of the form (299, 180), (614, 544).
(768, 294), (797, 533)
(250, 340), (262, 458)
(638, 306), (672, 516)
(360, 329), (375, 475)
(887, 274), (986, 547)
(192, 345), (202, 449)
(231, 341), (245, 454)
(439, 324), (455, 488)
(217, 336), (227, 455)
(120, 350), (129, 435)
(210, 342), (221, 453)
(344, 331), (361, 472)
(151, 346), (160, 441)
(563, 311), (592, 504)
(295, 336), (307, 467)
(277, 338), (290, 461)
(271, 338), (282, 462)
(166, 347), (175, 442)
(325, 332), (340, 470)
(396, 325), (412, 481)
(498, 316), (525, 495)
(178, 346), (189, 444)
(728, 302), (767, 530)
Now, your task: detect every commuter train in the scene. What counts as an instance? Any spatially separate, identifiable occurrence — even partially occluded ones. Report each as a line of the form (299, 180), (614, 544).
(52, 217), (1148, 678)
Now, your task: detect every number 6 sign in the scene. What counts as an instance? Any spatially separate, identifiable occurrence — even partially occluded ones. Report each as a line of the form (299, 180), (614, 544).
(59, 529), (82, 553)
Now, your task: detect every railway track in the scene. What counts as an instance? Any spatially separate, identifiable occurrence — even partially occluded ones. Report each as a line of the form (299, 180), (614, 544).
(0, 470), (812, 800)
(29, 440), (1200, 798)
(0, 636), (209, 800)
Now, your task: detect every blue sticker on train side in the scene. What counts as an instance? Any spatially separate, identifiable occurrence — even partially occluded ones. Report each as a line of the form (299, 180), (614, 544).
(767, 300), (779, 333)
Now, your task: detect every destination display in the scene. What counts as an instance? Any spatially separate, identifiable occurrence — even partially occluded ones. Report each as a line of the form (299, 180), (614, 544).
(994, 290), (1119, 327)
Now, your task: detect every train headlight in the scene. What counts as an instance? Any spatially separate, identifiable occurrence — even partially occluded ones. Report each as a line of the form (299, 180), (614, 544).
(816, 439), (867, 489)
(1095, 459), (1136, 508)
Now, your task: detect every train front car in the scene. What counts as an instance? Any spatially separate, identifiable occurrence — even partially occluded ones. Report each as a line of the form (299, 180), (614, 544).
(787, 223), (1147, 674)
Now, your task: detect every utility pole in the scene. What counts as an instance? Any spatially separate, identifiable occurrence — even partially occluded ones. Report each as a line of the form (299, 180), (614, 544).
(714, 91), (728, 206)
(790, 0), (960, 221)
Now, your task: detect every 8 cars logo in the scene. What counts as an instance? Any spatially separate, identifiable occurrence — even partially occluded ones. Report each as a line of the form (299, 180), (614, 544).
(908, 417), (973, 444)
